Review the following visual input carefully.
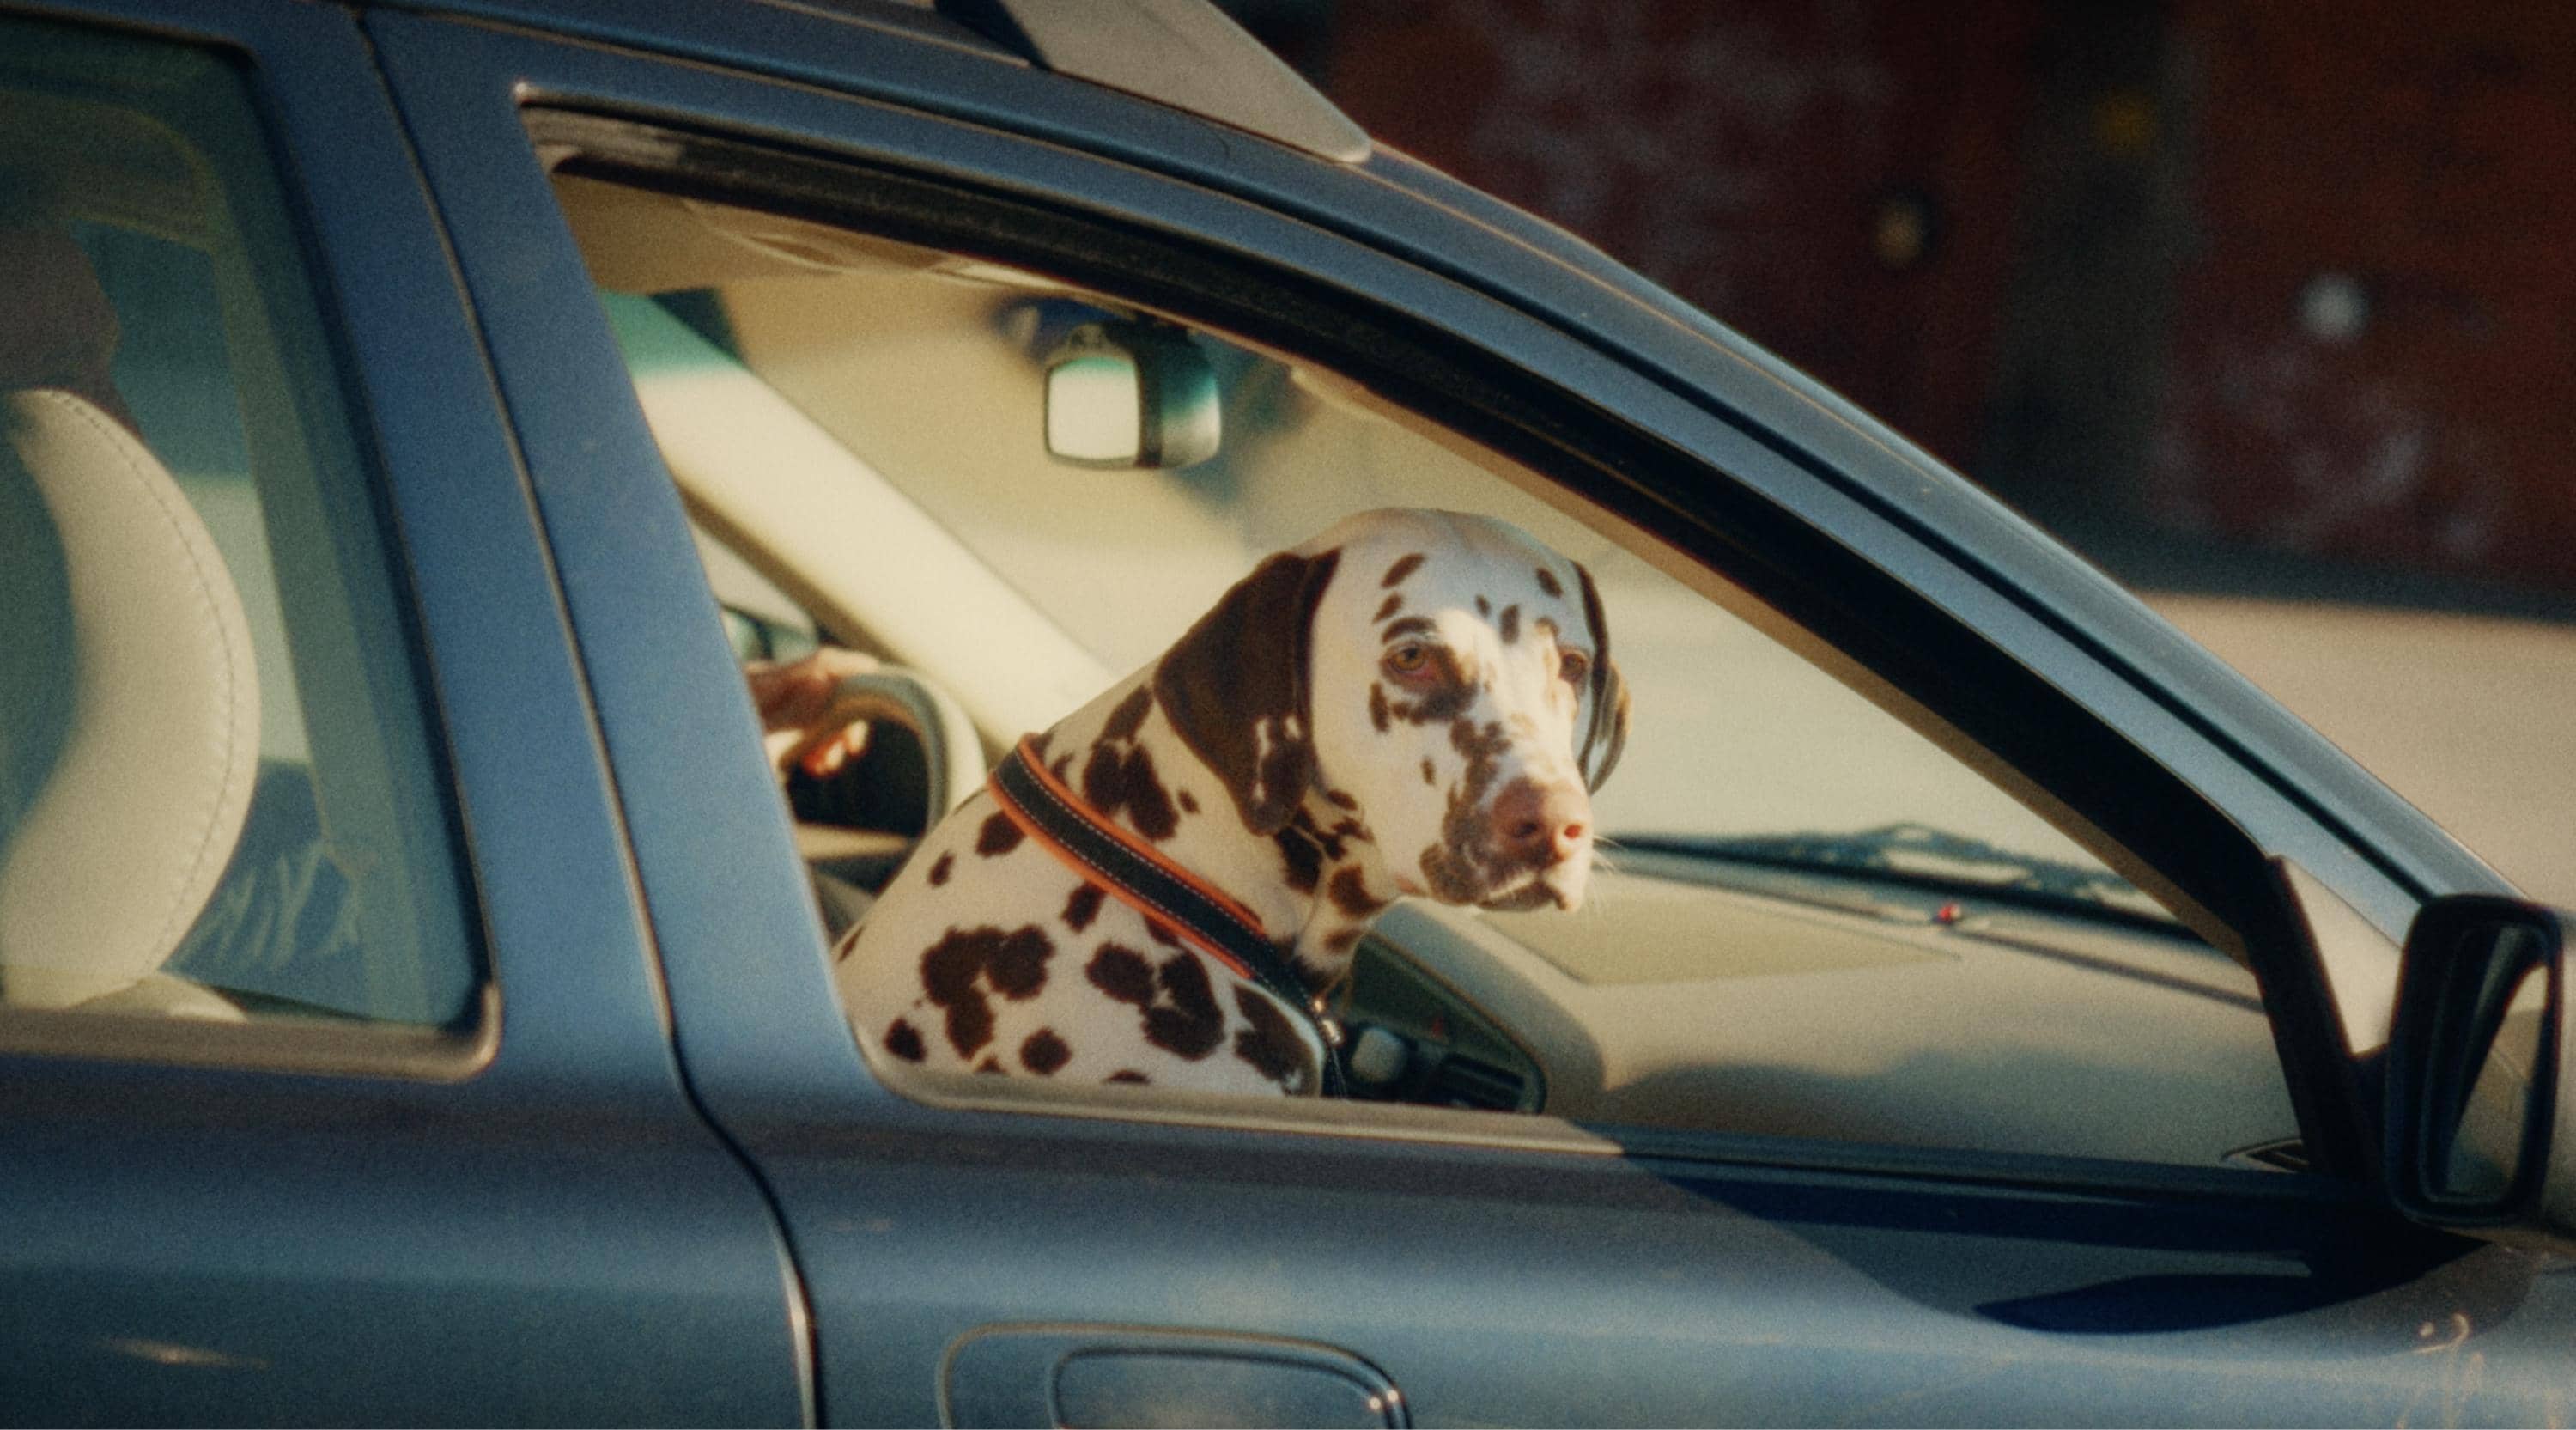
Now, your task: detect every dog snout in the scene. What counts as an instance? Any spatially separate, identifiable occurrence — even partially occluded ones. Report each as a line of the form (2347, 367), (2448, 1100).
(1492, 776), (1589, 868)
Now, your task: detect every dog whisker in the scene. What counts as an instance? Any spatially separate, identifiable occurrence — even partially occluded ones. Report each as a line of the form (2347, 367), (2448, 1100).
(1574, 837), (1631, 919)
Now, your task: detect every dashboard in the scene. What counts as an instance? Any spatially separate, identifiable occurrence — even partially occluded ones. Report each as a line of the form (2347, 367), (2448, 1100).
(1346, 848), (2300, 1168)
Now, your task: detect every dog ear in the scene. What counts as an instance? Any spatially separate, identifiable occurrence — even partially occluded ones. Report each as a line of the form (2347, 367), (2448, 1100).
(1153, 547), (1343, 836)
(1574, 562), (1629, 793)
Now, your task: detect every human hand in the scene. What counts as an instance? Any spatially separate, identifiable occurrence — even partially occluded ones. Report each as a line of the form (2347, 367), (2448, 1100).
(745, 647), (879, 779)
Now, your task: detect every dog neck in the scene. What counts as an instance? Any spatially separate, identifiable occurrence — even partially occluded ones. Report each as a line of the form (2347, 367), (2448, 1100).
(1038, 672), (1400, 993)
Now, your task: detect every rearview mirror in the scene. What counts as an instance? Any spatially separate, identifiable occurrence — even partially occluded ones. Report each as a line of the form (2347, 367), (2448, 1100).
(1042, 320), (1220, 469)
(2385, 894), (2571, 1244)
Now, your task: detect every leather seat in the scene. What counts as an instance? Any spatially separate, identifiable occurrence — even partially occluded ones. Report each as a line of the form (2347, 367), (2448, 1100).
(0, 228), (260, 1018)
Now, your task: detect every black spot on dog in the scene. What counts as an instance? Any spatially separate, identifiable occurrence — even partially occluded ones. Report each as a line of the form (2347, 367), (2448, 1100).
(1453, 716), (1510, 764)
(1063, 882), (1106, 933)
(1423, 758), (1437, 785)
(976, 812), (1024, 856)
(1020, 1027), (1071, 1075)
(1029, 729), (1054, 762)
(884, 1019), (927, 1062)
(1535, 567), (1564, 599)
(1108, 1069), (1151, 1085)
(1381, 552), (1425, 588)
(1498, 604), (1521, 643)
(1372, 592), (1403, 623)
(987, 935), (1051, 996)
(1369, 681), (1390, 733)
(1145, 921), (1182, 949)
(927, 853), (954, 886)
(1147, 951), (1225, 1059)
(1419, 719), (1522, 903)
(1381, 616), (1434, 641)
(1078, 743), (1132, 817)
(1292, 807), (1356, 863)
(1102, 685), (1154, 744)
(975, 1056), (1004, 1074)
(1327, 788), (1358, 811)
(1323, 926), (1364, 954)
(1328, 865), (1387, 918)
(1274, 822), (1323, 894)
(1406, 647), (1477, 723)
(920, 924), (1056, 1057)
(1087, 943), (1157, 1005)
(1085, 944), (1223, 1060)
(1178, 790), (1200, 815)
(1084, 740), (1179, 842)
(1474, 595), (1491, 617)
(1049, 752), (1074, 784)
(1232, 987), (1318, 1092)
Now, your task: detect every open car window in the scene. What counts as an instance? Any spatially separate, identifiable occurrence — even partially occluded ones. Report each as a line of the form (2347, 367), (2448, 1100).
(546, 164), (2300, 1171)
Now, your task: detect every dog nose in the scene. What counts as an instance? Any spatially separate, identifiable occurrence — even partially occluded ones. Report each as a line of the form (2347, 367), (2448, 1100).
(1492, 776), (1589, 867)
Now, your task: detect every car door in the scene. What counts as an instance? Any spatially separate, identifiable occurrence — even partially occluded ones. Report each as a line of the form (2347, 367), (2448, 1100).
(367, 7), (2576, 1426)
(0, 3), (803, 1423)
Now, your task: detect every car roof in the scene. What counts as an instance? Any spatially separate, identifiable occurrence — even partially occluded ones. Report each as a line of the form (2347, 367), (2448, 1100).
(363, 0), (1370, 161)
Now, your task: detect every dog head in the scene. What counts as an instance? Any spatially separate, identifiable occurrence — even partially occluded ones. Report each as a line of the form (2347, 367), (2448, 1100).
(1156, 508), (1627, 913)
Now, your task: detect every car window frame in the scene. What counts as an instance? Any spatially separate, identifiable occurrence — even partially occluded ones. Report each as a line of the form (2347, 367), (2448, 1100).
(369, 9), (2441, 1191)
(0, 5), (506, 1072)
(548, 118), (2351, 1171)
(0, 7), (813, 1421)
(455, 0), (2509, 925)
(0, 0), (710, 1097)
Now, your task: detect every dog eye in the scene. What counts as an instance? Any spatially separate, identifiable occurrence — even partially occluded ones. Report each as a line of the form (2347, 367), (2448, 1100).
(1558, 651), (1591, 685)
(1383, 642), (1432, 678)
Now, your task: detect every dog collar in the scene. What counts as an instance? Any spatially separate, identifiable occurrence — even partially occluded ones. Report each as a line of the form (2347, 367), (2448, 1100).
(987, 737), (1346, 1096)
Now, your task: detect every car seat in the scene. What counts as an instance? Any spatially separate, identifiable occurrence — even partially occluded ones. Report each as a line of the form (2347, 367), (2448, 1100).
(0, 227), (259, 1018)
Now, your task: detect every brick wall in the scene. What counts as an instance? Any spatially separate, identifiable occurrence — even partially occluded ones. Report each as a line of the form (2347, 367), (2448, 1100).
(1320, 0), (2576, 597)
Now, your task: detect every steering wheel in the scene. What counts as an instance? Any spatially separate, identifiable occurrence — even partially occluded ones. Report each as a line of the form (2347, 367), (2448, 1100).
(785, 666), (986, 901)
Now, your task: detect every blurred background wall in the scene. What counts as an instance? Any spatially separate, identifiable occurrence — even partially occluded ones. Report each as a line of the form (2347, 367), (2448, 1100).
(1221, 0), (2576, 898)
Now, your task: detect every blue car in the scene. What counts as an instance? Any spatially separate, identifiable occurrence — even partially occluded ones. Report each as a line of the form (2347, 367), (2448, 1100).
(3, 0), (2570, 1424)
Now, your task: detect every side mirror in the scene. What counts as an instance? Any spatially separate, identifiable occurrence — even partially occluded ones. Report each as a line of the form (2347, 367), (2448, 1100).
(2385, 894), (2572, 1245)
(1042, 320), (1220, 470)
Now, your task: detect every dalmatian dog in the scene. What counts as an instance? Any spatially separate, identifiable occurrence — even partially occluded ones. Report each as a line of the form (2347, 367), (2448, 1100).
(831, 508), (1628, 1096)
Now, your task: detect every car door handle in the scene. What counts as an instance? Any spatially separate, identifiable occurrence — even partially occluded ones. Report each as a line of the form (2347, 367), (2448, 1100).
(943, 1324), (1407, 1428)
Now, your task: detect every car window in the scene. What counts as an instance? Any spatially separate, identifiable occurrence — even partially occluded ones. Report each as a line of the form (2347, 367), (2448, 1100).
(548, 167), (2296, 1170)
(0, 18), (478, 1036)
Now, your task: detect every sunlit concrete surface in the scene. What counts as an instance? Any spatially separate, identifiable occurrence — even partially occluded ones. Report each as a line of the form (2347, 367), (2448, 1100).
(2146, 594), (2576, 905)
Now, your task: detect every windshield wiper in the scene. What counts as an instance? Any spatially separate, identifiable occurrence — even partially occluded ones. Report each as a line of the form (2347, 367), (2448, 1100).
(1612, 822), (2183, 930)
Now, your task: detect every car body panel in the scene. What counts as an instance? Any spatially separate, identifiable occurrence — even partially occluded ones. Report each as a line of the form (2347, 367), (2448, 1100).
(8, 0), (2568, 1424)
(0, 2), (805, 1422)
(357, 9), (2576, 1426)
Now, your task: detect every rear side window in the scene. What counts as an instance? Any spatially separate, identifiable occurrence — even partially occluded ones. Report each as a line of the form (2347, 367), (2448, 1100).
(0, 18), (479, 1043)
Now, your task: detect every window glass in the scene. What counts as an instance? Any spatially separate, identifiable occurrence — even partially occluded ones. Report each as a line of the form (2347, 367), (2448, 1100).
(0, 19), (477, 1031)
(553, 167), (2293, 1168)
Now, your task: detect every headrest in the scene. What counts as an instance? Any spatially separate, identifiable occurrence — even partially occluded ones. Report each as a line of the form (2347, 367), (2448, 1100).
(0, 226), (137, 429)
(0, 386), (260, 1008)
